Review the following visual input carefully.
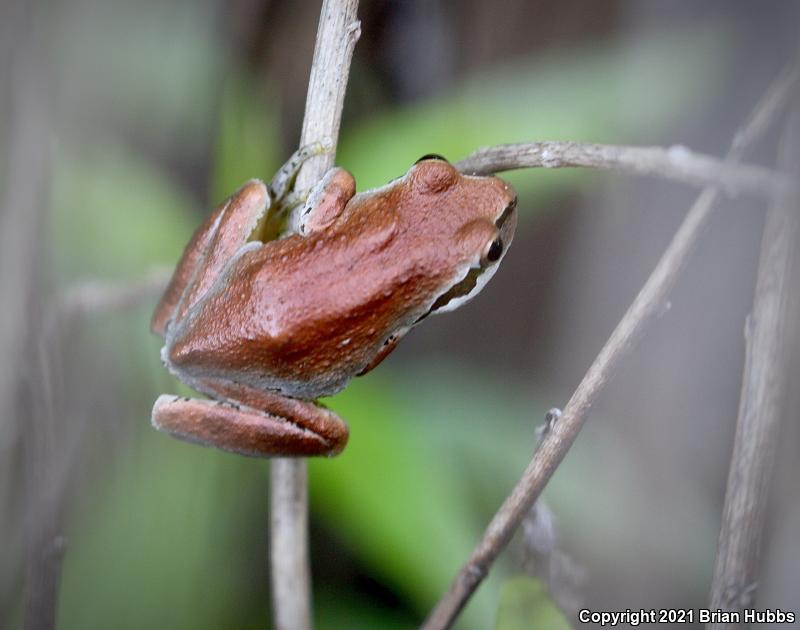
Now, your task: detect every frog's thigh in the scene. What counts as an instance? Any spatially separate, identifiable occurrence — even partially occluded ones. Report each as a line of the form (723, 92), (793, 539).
(151, 394), (348, 458)
(298, 167), (356, 235)
(168, 180), (272, 326)
(151, 194), (235, 336)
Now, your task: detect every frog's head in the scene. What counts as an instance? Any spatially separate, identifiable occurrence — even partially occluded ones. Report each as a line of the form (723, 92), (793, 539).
(407, 154), (517, 315)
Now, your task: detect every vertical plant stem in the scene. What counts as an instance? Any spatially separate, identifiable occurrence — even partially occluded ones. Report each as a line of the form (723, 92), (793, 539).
(707, 110), (799, 627)
(294, 0), (361, 191)
(270, 460), (311, 630)
(269, 2), (360, 629)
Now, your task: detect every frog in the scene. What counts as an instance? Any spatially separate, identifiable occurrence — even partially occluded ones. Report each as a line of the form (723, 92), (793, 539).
(151, 148), (517, 457)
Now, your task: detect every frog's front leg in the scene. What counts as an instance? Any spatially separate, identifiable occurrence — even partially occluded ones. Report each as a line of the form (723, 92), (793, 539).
(268, 140), (331, 202)
(152, 383), (348, 457)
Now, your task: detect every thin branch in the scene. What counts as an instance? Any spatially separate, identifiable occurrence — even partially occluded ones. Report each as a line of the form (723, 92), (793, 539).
(55, 268), (172, 324)
(707, 111), (799, 627)
(456, 141), (794, 201)
(294, 1), (361, 191)
(269, 2), (360, 630)
(270, 461), (310, 627)
(422, 66), (798, 630)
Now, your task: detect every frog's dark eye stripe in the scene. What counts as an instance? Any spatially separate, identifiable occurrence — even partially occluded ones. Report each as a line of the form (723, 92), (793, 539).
(422, 267), (482, 318)
(486, 238), (503, 262)
(415, 153), (448, 164)
(495, 198), (517, 229)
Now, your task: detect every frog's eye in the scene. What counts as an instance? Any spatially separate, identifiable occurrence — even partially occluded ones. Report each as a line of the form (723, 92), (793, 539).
(415, 153), (448, 164)
(484, 237), (504, 263)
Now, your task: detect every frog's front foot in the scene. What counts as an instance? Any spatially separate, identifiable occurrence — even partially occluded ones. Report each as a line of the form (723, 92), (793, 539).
(151, 391), (349, 458)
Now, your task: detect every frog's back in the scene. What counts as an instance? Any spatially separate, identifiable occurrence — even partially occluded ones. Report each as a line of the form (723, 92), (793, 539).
(164, 207), (451, 399)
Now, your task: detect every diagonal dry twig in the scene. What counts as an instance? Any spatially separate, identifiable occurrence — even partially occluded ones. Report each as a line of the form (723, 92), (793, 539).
(423, 65), (798, 630)
(269, 2), (360, 630)
(707, 108), (799, 628)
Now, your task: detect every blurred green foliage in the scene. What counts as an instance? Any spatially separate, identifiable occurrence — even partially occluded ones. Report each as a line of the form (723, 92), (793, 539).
(213, 75), (283, 203)
(337, 28), (727, 194)
(493, 577), (570, 630)
(50, 142), (198, 281)
(48, 12), (729, 630)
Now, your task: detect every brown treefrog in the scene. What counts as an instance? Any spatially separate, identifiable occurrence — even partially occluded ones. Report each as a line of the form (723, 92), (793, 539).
(151, 149), (517, 457)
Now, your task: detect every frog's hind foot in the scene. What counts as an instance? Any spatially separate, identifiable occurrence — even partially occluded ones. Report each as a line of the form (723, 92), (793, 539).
(151, 393), (348, 458)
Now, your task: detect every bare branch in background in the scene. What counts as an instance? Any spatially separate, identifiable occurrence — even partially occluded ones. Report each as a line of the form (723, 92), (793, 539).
(456, 141), (794, 201)
(707, 110), (800, 628)
(422, 66), (798, 630)
(53, 268), (171, 327)
(521, 501), (585, 622)
(269, 2), (360, 630)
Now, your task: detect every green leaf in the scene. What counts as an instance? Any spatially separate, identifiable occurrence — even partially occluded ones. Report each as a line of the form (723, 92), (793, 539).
(309, 375), (481, 612)
(315, 592), (417, 630)
(58, 419), (270, 630)
(309, 363), (546, 629)
(494, 576), (570, 630)
(338, 24), (730, 200)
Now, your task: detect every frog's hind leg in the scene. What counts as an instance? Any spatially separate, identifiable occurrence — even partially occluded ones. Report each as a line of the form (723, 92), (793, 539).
(151, 384), (348, 458)
(154, 179), (273, 334)
(151, 188), (245, 336)
(154, 144), (331, 336)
